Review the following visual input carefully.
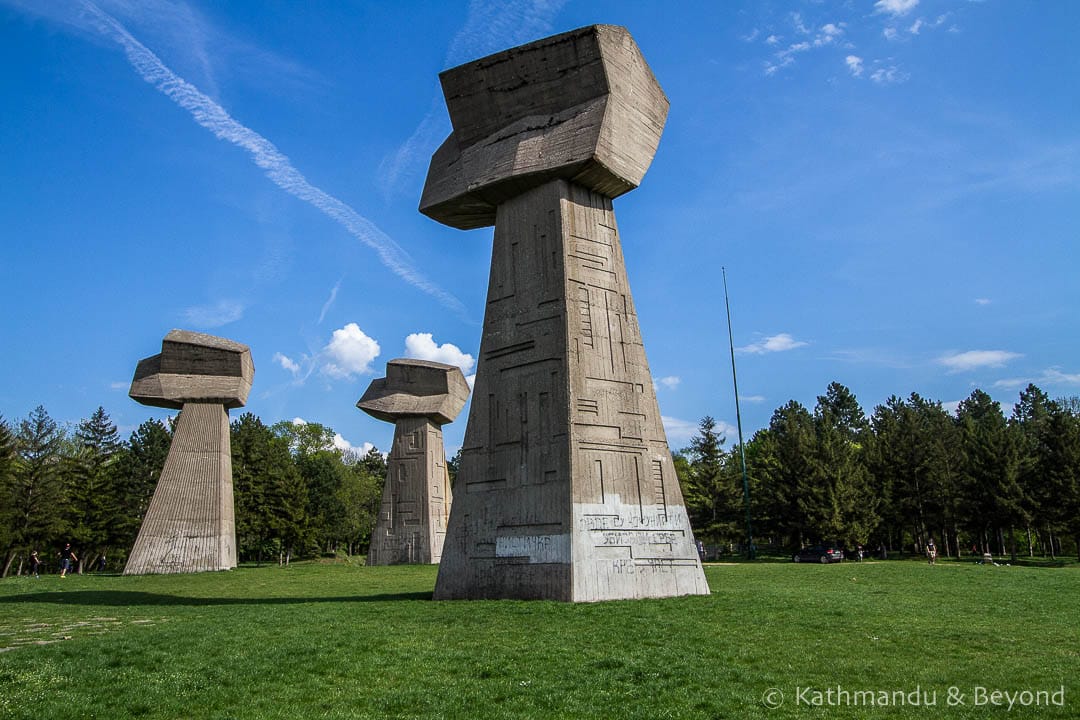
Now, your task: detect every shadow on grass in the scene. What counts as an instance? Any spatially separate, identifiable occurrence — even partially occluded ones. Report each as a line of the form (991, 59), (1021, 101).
(0, 590), (433, 606)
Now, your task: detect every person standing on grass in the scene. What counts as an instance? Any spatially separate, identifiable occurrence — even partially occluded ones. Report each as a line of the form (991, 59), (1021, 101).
(29, 551), (41, 578)
(58, 543), (77, 578)
(926, 538), (937, 565)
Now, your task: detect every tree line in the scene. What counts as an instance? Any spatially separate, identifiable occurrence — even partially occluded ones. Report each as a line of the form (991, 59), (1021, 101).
(5, 379), (1078, 574)
(0, 406), (386, 576)
(675, 382), (1080, 562)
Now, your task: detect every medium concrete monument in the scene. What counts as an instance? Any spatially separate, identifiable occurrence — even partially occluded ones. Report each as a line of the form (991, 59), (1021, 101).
(124, 329), (253, 575)
(421, 25), (710, 601)
(357, 359), (469, 565)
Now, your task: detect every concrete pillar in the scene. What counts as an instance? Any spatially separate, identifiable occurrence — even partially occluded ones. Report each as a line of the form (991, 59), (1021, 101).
(357, 359), (468, 565)
(420, 25), (709, 601)
(124, 330), (252, 575)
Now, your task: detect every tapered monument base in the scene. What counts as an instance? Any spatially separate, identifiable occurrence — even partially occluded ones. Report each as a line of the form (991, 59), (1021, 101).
(124, 402), (236, 575)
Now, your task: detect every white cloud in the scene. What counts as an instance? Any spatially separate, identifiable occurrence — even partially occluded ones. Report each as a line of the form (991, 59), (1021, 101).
(937, 350), (1022, 372)
(883, 27), (899, 41)
(662, 416), (699, 446)
(791, 12), (811, 35)
(274, 352), (300, 375)
(292, 417), (374, 455)
(909, 18), (925, 34)
(332, 433), (374, 456)
(765, 34), (780, 45)
(404, 332), (475, 375)
(655, 376), (681, 391)
(743, 28), (759, 43)
(740, 395), (766, 404)
(663, 416), (738, 446)
(465, 374), (476, 390)
(738, 333), (809, 354)
(183, 299), (244, 328)
(975, 298), (991, 306)
(870, 64), (909, 85)
(845, 55), (864, 77)
(941, 400), (962, 416)
(109, 381), (128, 390)
(814, 23), (844, 46)
(875, 0), (920, 17)
(994, 367), (1080, 391)
(322, 323), (381, 379)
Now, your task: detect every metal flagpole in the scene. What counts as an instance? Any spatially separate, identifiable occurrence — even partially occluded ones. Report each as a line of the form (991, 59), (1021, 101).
(723, 267), (755, 560)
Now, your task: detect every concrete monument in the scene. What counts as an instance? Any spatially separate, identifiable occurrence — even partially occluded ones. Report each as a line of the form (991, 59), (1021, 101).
(421, 25), (710, 601)
(124, 329), (253, 575)
(358, 359), (469, 565)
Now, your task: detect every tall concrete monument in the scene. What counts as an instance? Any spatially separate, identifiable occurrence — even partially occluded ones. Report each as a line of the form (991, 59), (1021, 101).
(124, 330), (253, 575)
(358, 359), (469, 565)
(421, 25), (710, 601)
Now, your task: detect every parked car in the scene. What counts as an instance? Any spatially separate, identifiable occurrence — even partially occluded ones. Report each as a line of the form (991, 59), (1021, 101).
(792, 544), (844, 563)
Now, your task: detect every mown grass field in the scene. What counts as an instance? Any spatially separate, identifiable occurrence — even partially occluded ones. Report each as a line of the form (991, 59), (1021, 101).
(1, 559), (1077, 719)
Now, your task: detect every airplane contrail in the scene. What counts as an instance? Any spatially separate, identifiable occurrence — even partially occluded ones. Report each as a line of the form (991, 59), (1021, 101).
(77, 0), (467, 317)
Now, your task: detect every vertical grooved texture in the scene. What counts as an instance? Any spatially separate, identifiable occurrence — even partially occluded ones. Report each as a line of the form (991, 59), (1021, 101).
(367, 417), (452, 565)
(124, 403), (236, 574)
(434, 179), (709, 601)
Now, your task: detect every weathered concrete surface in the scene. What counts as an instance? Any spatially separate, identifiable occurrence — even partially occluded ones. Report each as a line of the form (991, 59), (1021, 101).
(130, 329), (253, 409)
(420, 24), (669, 230)
(425, 27), (709, 602)
(358, 359), (468, 565)
(124, 330), (251, 575)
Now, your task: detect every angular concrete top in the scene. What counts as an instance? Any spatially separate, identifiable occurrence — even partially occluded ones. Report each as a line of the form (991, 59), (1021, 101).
(130, 329), (254, 409)
(420, 24), (669, 230)
(357, 358), (469, 425)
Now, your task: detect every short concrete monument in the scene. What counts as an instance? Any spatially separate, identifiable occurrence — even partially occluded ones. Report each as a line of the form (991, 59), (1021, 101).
(357, 359), (469, 565)
(421, 25), (710, 601)
(124, 329), (253, 575)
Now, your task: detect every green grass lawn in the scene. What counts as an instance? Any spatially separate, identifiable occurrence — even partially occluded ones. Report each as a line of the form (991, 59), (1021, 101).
(1, 559), (1077, 719)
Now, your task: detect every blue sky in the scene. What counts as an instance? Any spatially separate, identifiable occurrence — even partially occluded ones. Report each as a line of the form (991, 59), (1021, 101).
(1, 0), (1077, 456)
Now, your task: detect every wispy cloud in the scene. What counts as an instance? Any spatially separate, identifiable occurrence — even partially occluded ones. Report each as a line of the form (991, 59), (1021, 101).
(322, 322), (381, 379)
(993, 367), (1080, 391)
(183, 299), (244, 328)
(662, 416), (738, 446)
(764, 19), (845, 76)
(975, 298), (992, 306)
(738, 333), (809, 354)
(870, 64), (909, 85)
(378, 0), (566, 197)
(273, 352), (300, 375)
(846, 55), (864, 77)
(109, 381), (128, 390)
(318, 279), (342, 324)
(68, 1), (465, 316)
(874, 0), (920, 18)
(654, 375), (681, 391)
(938, 349), (1022, 372)
(740, 394), (766, 404)
(404, 332), (475, 375)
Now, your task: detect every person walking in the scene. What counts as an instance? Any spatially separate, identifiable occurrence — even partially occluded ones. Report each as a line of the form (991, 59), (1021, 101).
(29, 551), (41, 578)
(926, 538), (937, 566)
(58, 543), (77, 578)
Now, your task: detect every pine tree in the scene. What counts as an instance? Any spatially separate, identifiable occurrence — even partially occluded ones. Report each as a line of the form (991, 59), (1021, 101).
(679, 416), (739, 543)
(956, 390), (1024, 559)
(65, 407), (123, 569)
(4, 406), (68, 576)
(0, 416), (18, 561)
